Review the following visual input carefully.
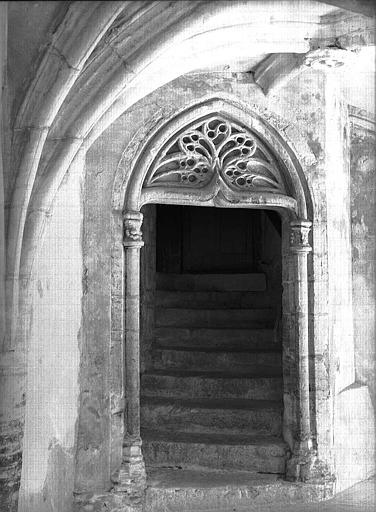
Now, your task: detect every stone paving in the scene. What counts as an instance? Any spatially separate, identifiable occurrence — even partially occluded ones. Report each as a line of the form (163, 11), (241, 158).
(146, 473), (375, 512)
(264, 477), (375, 512)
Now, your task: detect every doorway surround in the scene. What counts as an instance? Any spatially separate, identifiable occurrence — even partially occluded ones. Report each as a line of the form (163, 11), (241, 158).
(111, 97), (331, 496)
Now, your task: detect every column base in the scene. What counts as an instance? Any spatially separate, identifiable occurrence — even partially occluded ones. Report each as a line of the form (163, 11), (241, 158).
(286, 444), (336, 485)
(113, 437), (146, 498)
(74, 490), (143, 512)
(74, 441), (147, 512)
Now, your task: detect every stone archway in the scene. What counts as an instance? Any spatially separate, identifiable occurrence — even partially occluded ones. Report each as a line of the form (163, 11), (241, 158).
(114, 99), (319, 494)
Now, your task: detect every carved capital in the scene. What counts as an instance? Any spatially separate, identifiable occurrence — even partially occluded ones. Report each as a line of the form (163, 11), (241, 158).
(123, 211), (144, 248)
(303, 47), (355, 70)
(290, 220), (312, 253)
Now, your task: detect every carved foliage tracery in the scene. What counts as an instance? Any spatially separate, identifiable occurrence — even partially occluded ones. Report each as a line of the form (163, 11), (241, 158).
(143, 117), (286, 194)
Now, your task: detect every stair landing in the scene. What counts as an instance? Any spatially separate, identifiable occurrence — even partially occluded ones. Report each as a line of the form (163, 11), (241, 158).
(144, 467), (334, 512)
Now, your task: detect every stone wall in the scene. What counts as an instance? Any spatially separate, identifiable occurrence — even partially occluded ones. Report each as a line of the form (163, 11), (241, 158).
(15, 69), (375, 509)
(17, 157), (83, 512)
(75, 125), (127, 494)
(332, 107), (376, 493)
(349, 108), (376, 406)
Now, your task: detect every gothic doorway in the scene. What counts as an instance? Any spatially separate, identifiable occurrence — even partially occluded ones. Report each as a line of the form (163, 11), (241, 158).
(117, 100), (314, 492)
(140, 204), (285, 473)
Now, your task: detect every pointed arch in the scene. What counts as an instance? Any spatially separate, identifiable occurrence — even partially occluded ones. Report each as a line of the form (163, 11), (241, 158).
(114, 97), (313, 220)
(112, 94), (321, 491)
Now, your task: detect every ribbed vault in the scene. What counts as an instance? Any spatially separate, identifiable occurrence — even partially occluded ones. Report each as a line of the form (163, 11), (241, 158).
(6, 0), (374, 345)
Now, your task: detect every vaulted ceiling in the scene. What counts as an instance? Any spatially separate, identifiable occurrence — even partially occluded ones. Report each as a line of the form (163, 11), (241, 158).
(4, 1), (375, 342)
(7, 1), (375, 127)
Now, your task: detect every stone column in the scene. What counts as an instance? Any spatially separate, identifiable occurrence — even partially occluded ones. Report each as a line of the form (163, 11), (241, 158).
(118, 210), (146, 494)
(286, 219), (315, 481)
(286, 219), (335, 487)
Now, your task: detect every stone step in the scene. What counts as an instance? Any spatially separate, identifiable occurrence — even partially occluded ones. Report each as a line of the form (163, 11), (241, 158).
(156, 307), (274, 328)
(156, 289), (274, 309)
(155, 326), (278, 350)
(145, 468), (279, 512)
(152, 346), (282, 371)
(144, 468), (333, 512)
(144, 467), (332, 512)
(141, 396), (283, 436)
(156, 273), (266, 292)
(141, 429), (287, 473)
(141, 370), (283, 400)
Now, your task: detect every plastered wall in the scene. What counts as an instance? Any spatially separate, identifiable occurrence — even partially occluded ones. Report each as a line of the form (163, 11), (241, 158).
(18, 157), (83, 512)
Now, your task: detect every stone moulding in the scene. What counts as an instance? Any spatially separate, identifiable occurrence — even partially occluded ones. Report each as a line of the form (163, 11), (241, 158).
(349, 104), (376, 132)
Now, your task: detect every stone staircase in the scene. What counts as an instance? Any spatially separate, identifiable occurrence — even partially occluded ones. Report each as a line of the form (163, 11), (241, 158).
(140, 273), (333, 511)
(141, 272), (287, 475)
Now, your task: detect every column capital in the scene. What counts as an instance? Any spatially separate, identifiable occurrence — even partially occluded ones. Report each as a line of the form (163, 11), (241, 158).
(290, 219), (312, 253)
(123, 210), (144, 248)
(303, 47), (355, 71)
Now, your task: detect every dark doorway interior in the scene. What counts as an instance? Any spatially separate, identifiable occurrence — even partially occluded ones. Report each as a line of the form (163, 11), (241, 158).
(141, 204), (285, 474)
(156, 204), (280, 276)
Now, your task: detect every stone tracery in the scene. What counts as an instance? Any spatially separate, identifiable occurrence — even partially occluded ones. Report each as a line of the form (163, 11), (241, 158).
(144, 117), (286, 193)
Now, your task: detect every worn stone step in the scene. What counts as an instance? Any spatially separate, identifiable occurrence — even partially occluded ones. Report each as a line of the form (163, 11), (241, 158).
(152, 346), (282, 371)
(141, 429), (287, 473)
(144, 467), (333, 512)
(141, 370), (283, 400)
(155, 327), (278, 350)
(156, 273), (266, 292)
(156, 289), (275, 309)
(141, 396), (283, 435)
(156, 307), (274, 328)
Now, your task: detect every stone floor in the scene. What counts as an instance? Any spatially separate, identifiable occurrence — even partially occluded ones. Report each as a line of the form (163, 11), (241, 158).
(145, 469), (375, 512)
(269, 477), (375, 512)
